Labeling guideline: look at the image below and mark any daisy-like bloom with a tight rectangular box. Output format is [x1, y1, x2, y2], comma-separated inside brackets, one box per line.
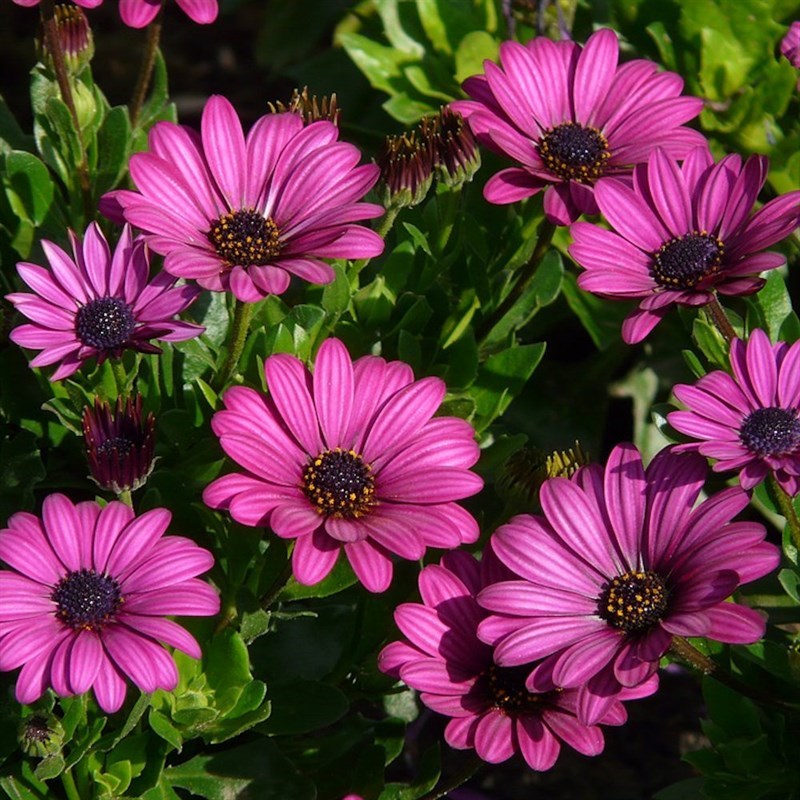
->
[570, 146, 800, 343]
[12, 0, 218, 29]
[379, 549, 656, 770]
[101, 95, 385, 303]
[669, 329, 800, 496]
[781, 22, 800, 69]
[0, 494, 220, 713]
[477, 443, 779, 724]
[450, 28, 705, 225]
[203, 338, 483, 593]
[83, 395, 156, 494]
[7, 223, 203, 381]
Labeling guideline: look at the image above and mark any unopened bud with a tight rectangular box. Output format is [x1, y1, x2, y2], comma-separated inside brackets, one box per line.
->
[37, 5, 94, 76]
[378, 131, 435, 209]
[268, 86, 340, 126]
[19, 714, 64, 758]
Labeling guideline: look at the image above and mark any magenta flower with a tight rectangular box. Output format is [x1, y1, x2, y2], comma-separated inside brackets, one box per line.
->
[477, 444, 779, 724]
[11, 0, 218, 28]
[0, 494, 220, 712]
[101, 96, 385, 303]
[203, 338, 483, 592]
[781, 22, 800, 69]
[379, 550, 656, 770]
[569, 145, 800, 343]
[450, 28, 704, 225]
[669, 328, 800, 495]
[7, 223, 203, 381]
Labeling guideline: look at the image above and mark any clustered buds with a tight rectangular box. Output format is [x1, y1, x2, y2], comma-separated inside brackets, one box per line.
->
[82, 394, 156, 494]
[268, 86, 341, 126]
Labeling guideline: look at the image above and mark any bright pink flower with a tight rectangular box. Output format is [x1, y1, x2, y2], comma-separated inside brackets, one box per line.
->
[102, 96, 385, 303]
[477, 444, 778, 724]
[380, 549, 656, 770]
[570, 145, 800, 343]
[0, 494, 220, 712]
[781, 22, 800, 69]
[669, 329, 800, 495]
[7, 223, 203, 381]
[451, 29, 704, 225]
[203, 338, 483, 593]
[11, 0, 218, 28]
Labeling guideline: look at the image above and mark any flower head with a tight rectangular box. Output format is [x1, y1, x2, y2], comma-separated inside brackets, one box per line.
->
[83, 394, 156, 494]
[203, 338, 483, 592]
[12, 0, 218, 29]
[7, 223, 203, 381]
[101, 96, 384, 303]
[669, 329, 800, 495]
[781, 22, 800, 69]
[36, 4, 94, 75]
[569, 145, 800, 343]
[379, 549, 655, 770]
[477, 444, 779, 724]
[420, 106, 481, 189]
[451, 29, 705, 224]
[268, 86, 341, 126]
[0, 494, 220, 712]
[378, 130, 435, 209]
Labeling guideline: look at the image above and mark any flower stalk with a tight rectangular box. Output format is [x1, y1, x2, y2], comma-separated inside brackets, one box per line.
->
[129, 8, 163, 127]
[706, 295, 737, 344]
[769, 473, 800, 554]
[214, 300, 255, 391]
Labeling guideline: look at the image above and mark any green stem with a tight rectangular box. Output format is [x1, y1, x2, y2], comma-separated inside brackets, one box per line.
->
[39, 0, 93, 223]
[259, 557, 295, 610]
[129, 9, 163, 127]
[61, 770, 81, 800]
[420, 753, 483, 800]
[350, 205, 401, 278]
[117, 488, 133, 509]
[706, 294, 737, 344]
[476, 218, 556, 342]
[214, 300, 255, 391]
[434, 186, 462, 254]
[769, 473, 800, 553]
[111, 358, 128, 396]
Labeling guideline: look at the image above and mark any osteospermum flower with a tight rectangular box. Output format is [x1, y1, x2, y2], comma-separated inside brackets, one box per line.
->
[203, 338, 483, 592]
[12, 0, 218, 28]
[477, 443, 779, 724]
[0, 494, 220, 712]
[669, 329, 800, 495]
[379, 549, 656, 770]
[7, 223, 203, 381]
[101, 95, 385, 303]
[450, 28, 704, 225]
[570, 146, 800, 343]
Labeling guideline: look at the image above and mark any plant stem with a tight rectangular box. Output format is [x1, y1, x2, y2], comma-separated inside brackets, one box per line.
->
[61, 770, 81, 800]
[39, 0, 92, 222]
[706, 295, 737, 344]
[259, 557, 295, 610]
[214, 300, 255, 391]
[420, 753, 483, 800]
[117, 488, 133, 509]
[111, 358, 128, 396]
[476, 218, 556, 342]
[350, 205, 401, 278]
[129, 8, 163, 127]
[769, 473, 800, 553]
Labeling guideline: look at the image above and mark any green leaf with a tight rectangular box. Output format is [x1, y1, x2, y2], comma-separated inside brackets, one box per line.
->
[93, 106, 131, 195]
[33, 756, 65, 782]
[4, 151, 55, 225]
[339, 32, 409, 94]
[260, 681, 348, 735]
[165, 738, 315, 800]
[747, 270, 792, 341]
[382, 687, 418, 723]
[0, 95, 33, 153]
[454, 30, 499, 83]
[562, 272, 629, 351]
[204, 629, 252, 715]
[379, 742, 441, 800]
[321, 263, 352, 316]
[0, 430, 46, 522]
[778, 568, 800, 603]
[149, 710, 183, 752]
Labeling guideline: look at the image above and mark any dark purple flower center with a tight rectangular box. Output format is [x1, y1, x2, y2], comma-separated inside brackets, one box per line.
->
[480, 665, 554, 716]
[302, 448, 376, 518]
[740, 406, 800, 457]
[208, 208, 281, 268]
[75, 297, 135, 350]
[652, 233, 724, 290]
[597, 570, 667, 633]
[538, 122, 610, 183]
[22, 716, 51, 744]
[52, 568, 122, 632]
[95, 436, 134, 458]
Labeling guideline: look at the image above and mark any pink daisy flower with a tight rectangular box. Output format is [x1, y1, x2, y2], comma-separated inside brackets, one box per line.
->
[6, 223, 203, 381]
[669, 328, 800, 495]
[569, 145, 800, 343]
[379, 549, 656, 770]
[450, 28, 705, 225]
[203, 338, 483, 593]
[477, 444, 779, 724]
[101, 96, 385, 303]
[0, 494, 220, 713]
[11, 0, 218, 28]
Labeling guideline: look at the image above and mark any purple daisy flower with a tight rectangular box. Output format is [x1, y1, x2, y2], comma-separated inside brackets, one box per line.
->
[477, 443, 779, 724]
[12, 0, 218, 28]
[0, 494, 220, 713]
[101, 96, 385, 303]
[669, 328, 800, 495]
[379, 549, 656, 770]
[6, 223, 203, 381]
[450, 28, 705, 225]
[569, 145, 800, 343]
[781, 21, 800, 70]
[203, 338, 483, 593]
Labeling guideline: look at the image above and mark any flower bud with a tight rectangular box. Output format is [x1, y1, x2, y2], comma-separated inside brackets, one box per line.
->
[422, 106, 481, 189]
[268, 86, 340, 125]
[37, 5, 95, 76]
[19, 714, 64, 759]
[377, 130, 435, 209]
